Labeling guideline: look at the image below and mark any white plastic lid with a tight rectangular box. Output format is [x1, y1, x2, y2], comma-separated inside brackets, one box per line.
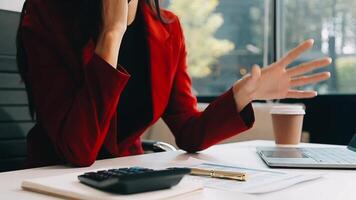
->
[270, 105, 305, 115]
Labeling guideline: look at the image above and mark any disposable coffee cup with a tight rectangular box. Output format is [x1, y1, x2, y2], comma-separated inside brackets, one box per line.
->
[270, 105, 305, 146]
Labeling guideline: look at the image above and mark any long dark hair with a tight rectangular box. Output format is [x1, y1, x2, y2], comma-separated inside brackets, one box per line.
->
[17, 0, 166, 119]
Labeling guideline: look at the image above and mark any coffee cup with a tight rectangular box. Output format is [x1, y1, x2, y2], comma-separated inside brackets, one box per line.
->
[270, 105, 305, 146]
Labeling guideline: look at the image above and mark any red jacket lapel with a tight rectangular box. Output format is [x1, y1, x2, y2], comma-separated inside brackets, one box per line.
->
[142, 3, 173, 121]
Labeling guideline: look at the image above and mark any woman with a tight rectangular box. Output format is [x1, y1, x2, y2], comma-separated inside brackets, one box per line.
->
[17, 0, 331, 168]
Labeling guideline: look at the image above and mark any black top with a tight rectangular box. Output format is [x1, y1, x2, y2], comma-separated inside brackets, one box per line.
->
[117, 8, 152, 142]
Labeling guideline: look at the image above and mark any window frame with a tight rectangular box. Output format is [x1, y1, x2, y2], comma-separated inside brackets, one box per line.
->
[198, 0, 356, 100]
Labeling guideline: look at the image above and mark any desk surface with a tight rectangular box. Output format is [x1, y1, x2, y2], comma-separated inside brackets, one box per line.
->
[1, 140, 355, 200]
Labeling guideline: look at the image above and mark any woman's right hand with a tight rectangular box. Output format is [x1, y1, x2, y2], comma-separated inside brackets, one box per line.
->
[232, 39, 332, 111]
[95, 0, 130, 68]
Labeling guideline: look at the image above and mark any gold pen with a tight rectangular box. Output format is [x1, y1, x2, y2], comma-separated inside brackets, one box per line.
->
[190, 167, 247, 181]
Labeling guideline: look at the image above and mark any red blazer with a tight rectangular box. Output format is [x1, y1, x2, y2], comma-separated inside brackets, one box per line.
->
[21, 0, 255, 168]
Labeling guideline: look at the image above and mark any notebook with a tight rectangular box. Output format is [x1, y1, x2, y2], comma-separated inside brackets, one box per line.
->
[21, 171, 202, 200]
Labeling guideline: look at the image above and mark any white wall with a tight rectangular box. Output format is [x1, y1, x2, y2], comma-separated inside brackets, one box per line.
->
[0, 0, 25, 12]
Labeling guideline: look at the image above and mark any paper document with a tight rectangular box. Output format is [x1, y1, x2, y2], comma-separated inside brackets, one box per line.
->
[172, 158, 322, 194]
[188, 162, 322, 194]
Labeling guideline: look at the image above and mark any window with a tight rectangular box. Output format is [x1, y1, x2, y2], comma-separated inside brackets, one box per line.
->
[166, 0, 274, 96]
[278, 0, 356, 94]
[166, 0, 356, 96]
[165, 0, 356, 145]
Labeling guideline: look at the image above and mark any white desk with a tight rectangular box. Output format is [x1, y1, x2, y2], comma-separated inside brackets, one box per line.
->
[1, 140, 356, 200]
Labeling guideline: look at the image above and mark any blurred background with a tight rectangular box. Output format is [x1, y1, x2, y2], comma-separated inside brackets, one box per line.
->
[1, 0, 356, 172]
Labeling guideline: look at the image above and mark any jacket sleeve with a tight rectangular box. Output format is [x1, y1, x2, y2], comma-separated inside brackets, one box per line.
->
[162, 19, 255, 152]
[21, 3, 130, 166]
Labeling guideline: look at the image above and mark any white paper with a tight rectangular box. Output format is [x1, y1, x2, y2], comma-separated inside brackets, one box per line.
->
[172, 158, 323, 194]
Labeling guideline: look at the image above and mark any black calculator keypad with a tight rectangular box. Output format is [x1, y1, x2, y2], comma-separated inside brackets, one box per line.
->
[78, 167, 191, 194]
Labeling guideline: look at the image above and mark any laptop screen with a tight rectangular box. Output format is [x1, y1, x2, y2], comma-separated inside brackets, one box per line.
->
[347, 133, 356, 152]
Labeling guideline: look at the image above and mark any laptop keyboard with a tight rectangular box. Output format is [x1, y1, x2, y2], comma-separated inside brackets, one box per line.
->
[301, 148, 356, 164]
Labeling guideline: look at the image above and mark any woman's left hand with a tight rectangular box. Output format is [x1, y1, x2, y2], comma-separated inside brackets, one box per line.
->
[232, 39, 331, 111]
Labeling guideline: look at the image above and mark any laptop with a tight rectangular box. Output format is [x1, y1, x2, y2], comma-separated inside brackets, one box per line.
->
[256, 134, 356, 169]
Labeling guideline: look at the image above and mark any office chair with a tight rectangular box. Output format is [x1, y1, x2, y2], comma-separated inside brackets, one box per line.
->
[0, 9, 175, 172]
[0, 9, 31, 172]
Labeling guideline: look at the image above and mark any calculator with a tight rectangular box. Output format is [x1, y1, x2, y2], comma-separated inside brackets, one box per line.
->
[78, 167, 191, 194]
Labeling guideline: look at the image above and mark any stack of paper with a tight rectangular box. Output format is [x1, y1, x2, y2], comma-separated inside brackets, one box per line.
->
[22, 172, 202, 200]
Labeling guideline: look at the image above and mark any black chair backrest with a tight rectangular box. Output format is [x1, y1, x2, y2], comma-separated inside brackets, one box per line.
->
[0, 9, 34, 172]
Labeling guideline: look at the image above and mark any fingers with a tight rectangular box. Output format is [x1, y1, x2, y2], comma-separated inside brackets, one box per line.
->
[287, 57, 332, 77]
[286, 90, 318, 99]
[290, 72, 331, 87]
[251, 64, 261, 82]
[278, 39, 314, 67]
